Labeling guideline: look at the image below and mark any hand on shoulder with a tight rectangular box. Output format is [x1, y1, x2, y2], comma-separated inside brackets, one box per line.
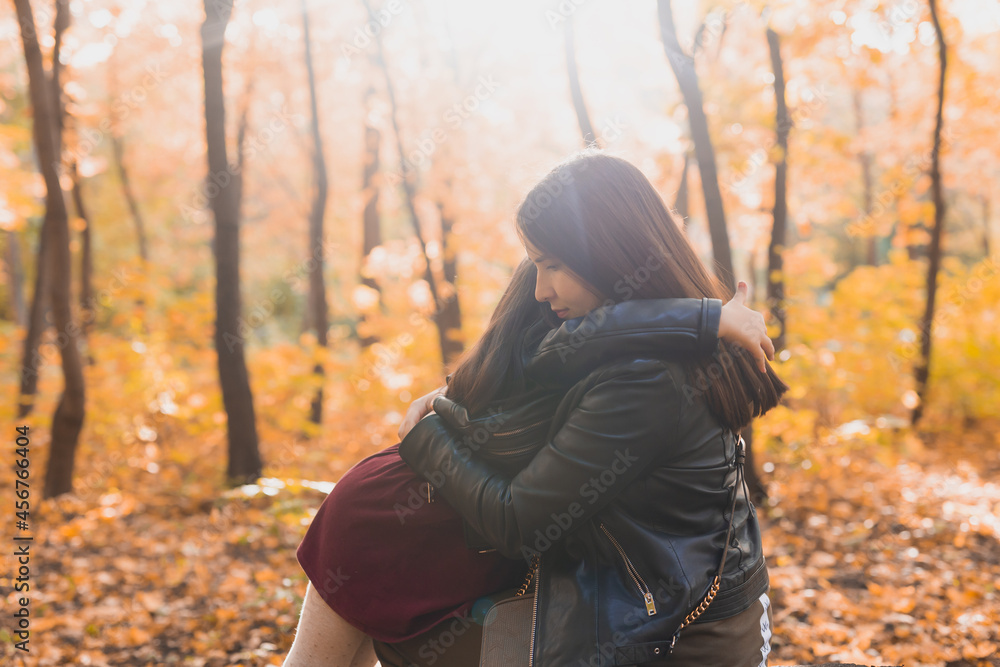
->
[719, 281, 775, 373]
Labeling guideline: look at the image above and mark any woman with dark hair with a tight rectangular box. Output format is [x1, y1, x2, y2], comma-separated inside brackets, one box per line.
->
[397, 152, 788, 665]
[282, 152, 779, 667]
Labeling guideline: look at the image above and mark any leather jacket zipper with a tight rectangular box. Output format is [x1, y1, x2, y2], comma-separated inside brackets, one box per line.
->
[489, 419, 548, 457]
[491, 419, 548, 439]
[529, 559, 540, 667]
[489, 442, 540, 457]
[600, 523, 657, 616]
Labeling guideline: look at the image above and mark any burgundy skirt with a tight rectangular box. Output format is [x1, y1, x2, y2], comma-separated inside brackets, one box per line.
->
[295, 443, 528, 643]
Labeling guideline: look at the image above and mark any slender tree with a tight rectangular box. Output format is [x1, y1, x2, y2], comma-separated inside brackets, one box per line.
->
[108, 52, 149, 263]
[14, 0, 87, 497]
[564, 19, 600, 148]
[426, 11, 468, 367]
[362, 0, 451, 365]
[765, 26, 789, 352]
[880, 71, 921, 261]
[4, 231, 27, 326]
[656, 0, 735, 291]
[201, 0, 262, 481]
[435, 172, 464, 364]
[50, 0, 69, 155]
[658, 2, 773, 500]
[853, 88, 877, 266]
[69, 160, 94, 365]
[673, 153, 690, 230]
[110, 135, 149, 262]
[912, 0, 949, 425]
[359, 85, 383, 349]
[51, 4, 96, 364]
[300, 0, 330, 425]
[672, 11, 724, 238]
[16, 0, 69, 417]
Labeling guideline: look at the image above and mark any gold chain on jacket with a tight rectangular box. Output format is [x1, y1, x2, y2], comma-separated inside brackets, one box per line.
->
[676, 575, 720, 630]
[516, 554, 540, 597]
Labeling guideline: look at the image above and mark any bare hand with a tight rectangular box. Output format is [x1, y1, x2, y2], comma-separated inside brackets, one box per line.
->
[398, 384, 448, 441]
[719, 281, 775, 373]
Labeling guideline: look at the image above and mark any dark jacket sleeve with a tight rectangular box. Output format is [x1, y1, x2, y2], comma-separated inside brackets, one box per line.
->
[524, 298, 721, 387]
[399, 359, 686, 560]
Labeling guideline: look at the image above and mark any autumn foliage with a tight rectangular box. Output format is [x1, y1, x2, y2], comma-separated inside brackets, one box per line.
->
[1, 0, 999, 665]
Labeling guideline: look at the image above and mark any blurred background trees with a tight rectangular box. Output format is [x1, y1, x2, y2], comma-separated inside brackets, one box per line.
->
[2, 1, 999, 663]
[1, 0, 997, 495]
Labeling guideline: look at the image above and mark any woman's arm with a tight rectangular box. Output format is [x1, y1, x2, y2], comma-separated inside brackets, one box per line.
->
[526, 298, 719, 387]
[398, 298, 716, 439]
[398, 284, 771, 439]
[530, 282, 772, 387]
[398, 359, 685, 560]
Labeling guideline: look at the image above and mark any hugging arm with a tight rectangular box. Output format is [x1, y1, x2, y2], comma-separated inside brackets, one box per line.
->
[531, 284, 773, 384]
[401, 289, 772, 437]
[400, 290, 771, 441]
[526, 298, 721, 386]
[398, 360, 684, 560]
[399, 297, 717, 440]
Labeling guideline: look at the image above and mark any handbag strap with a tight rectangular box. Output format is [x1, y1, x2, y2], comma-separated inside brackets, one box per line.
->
[670, 430, 748, 652]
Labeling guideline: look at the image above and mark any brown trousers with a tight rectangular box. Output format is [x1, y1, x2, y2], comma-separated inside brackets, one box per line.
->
[660, 592, 773, 666]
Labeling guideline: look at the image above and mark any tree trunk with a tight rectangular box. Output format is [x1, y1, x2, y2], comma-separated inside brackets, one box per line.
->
[16, 0, 69, 417]
[912, 0, 948, 426]
[765, 27, 789, 353]
[108, 50, 149, 263]
[412, 11, 466, 367]
[55, 2, 94, 366]
[885, 72, 921, 262]
[564, 19, 600, 148]
[673, 153, 690, 230]
[853, 89, 877, 266]
[359, 85, 383, 349]
[14, 0, 86, 498]
[202, 0, 262, 482]
[5, 231, 27, 327]
[436, 183, 463, 365]
[743, 427, 768, 505]
[16, 199, 49, 417]
[362, 0, 448, 364]
[301, 0, 329, 426]
[50, 0, 69, 156]
[70, 161, 95, 365]
[111, 135, 149, 262]
[656, 0, 735, 291]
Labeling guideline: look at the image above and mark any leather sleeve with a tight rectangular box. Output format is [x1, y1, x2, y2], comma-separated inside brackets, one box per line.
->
[525, 298, 721, 387]
[699, 297, 722, 355]
[398, 359, 686, 560]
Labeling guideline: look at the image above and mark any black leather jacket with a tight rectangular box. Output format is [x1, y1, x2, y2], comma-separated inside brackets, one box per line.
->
[399, 298, 768, 667]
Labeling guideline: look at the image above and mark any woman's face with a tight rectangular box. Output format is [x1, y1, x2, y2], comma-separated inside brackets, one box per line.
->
[524, 240, 604, 320]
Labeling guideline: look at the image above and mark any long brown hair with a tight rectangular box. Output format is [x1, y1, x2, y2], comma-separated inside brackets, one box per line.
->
[515, 150, 787, 431]
[444, 258, 553, 416]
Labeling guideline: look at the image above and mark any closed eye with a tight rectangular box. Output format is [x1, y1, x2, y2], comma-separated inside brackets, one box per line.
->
[545, 264, 559, 271]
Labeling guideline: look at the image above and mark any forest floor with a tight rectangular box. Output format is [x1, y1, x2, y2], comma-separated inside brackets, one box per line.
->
[3, 425, 999, 667]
